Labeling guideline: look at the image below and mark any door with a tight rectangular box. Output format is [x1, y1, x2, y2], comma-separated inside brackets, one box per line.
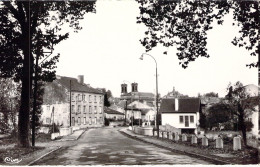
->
[185, 116, 189, 127]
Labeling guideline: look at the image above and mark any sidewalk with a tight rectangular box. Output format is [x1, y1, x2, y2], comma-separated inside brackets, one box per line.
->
[119, 128, 258, 165]
[0, 129, 86, 166]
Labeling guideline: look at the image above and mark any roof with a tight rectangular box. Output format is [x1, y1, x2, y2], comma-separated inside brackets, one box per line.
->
[121, 92, 155, 98]
[117, 100, 127, 108]
[55, 76, 103, 94]
[160, 98, 201, 113]
[104, 107, 124, 115]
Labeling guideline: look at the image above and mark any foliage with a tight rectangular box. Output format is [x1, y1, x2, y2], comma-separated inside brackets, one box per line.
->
[104, 93, 111, 107]
[0, 1, 96, 147]
[104, 117, 110, 126]
[0, 78, 20, 134]
[30, 82, 45, 133]
[136, 0, 259, 68]
[204, 92, 219, 98]
[233, 121, 254, 132]
[206, 103, 232, 130]
[225, 81, 258, 146]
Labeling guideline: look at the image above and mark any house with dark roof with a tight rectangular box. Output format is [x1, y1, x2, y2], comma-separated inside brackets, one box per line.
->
[160, 98, 204, 134]
[104, 107, 124, 120]
[41, 75, 105, 128]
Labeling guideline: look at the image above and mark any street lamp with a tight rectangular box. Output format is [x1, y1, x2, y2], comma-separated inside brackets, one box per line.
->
[140, 53, 159, 138]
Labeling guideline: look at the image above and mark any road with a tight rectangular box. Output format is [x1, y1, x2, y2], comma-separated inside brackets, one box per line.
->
[34, 127, 211, 165]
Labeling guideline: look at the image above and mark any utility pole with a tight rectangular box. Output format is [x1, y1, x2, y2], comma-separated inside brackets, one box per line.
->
[70, 80, 72, 127]
[124, 100, 127, 126]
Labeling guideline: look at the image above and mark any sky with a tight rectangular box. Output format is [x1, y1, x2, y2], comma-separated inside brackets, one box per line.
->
[53, 0, 257, 98]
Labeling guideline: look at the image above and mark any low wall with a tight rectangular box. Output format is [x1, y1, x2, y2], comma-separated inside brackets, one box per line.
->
[51, 133, 60, 140]
[133, 126, 153, 136]
[109, 121, 124, 127]
[60, 127, 72, 136]
[39, 127, 49, 134]
[160, 124, 181, 134]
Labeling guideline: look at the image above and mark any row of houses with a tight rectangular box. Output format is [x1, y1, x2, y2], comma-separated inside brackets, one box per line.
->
[40, 76, 259, 136]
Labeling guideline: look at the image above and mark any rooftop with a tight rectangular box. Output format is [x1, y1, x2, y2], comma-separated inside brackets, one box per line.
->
[55, 75, 103, 94]
[160, 98, 201, 113]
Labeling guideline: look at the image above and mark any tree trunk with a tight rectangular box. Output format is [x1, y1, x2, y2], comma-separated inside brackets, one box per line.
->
[238, 104, 247, 147]
[18, 24, 31, 147]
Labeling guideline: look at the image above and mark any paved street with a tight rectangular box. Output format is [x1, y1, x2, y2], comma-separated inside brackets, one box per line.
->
[34, 127, 211, 165]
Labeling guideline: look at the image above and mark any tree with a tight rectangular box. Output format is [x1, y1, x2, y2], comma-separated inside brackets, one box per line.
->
[0, 78, 20, 134]
[206, 103, 232, 130]
[0, 1, 96, 147]
[136, 0, 259, 68]
[104, 92, 111, 107]
[225, 81, 258, 147]
[204, 92, 219, 98]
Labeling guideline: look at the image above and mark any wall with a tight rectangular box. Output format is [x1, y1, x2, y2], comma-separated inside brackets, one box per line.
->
[161, 113, 198, 129]
[41, 103, 69, 126]
[126, 110, 141, 121]
[105, 113, 124, 120]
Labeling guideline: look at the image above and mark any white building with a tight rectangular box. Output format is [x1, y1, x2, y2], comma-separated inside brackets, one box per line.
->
[41, 75, 105, 128]
[244, 84, 259, 136]
[160, 98, 203, 134]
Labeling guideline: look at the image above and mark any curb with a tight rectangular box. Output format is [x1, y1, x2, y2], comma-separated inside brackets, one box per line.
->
[58, 129, 86, 142]
[119, 129, 231, 165]
[76, 129, 86, 140]
[27, 146, 62, 166]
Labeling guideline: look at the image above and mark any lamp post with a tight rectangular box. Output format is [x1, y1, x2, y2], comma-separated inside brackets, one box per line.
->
[140, 53, 159, 138]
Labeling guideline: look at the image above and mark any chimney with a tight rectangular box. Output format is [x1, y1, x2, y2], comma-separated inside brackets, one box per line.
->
[175, 98, 179, 111]
[77, 75, 84, 84]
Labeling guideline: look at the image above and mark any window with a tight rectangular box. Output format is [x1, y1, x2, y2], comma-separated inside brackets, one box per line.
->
[179, 116, 183, 123]
[190, 116, 194, 123]
[89, 95, 91, 102]
[89, 106, 92, 114]
[84, 117, 86, 124]
[94, 117, 97, 124]
[99, 107, 102, 114]
[72, 93, 75, 101]
[46, 118, 51, 124]
[94, 106, 97, 114]
[100, 117, 103, 123]
[99, 96, 102, 103]
[89, 117, 91, 125]
[94, 96, 96, 102]
[78, 105, 81, 113]
[72, 117, 75, 126]
[83, 106, 86, 113]
[72, 105, 75, 113]
[78, 94, 81, 101]
[78, 117, 81, 124]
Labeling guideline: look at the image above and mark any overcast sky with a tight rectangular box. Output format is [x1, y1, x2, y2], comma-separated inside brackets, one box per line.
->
[53, 0, 257, 98]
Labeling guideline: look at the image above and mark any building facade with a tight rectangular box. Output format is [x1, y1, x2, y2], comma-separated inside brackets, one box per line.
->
[160, 98, 203, 134]
[41, 75, 105, 128]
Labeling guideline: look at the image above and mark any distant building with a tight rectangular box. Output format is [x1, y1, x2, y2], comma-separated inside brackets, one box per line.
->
[163, 87, 189, 99]
[160, 98, 204, 134]
[104, 107, 124, 120]
[120, 82, 155, 107]
[41, 75, 105, 128]
[244, 84, 259, 136]
[127, 101, 156, 122]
